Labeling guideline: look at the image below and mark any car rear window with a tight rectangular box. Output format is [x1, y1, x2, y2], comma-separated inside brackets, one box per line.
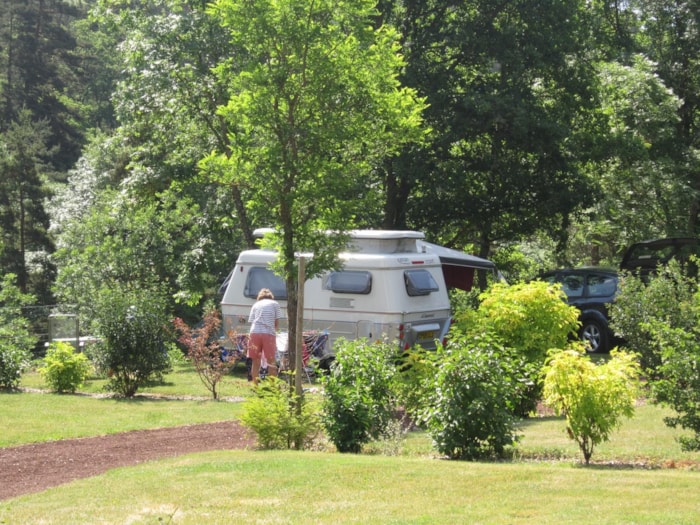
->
[542, 273, 584, 298]
[624, 246, 674, 266]
[561, 275, 584, 298]
[587, 274, 617, 297]
[621, 239, 700, 272]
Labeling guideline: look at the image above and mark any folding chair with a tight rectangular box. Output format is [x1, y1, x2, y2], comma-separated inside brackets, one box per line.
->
[230, 334, 252, 381]
[302, 331, 331, 383]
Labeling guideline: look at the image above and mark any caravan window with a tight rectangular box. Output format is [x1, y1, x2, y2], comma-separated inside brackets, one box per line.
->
[326, 271, 372, 294]
[244, 267, 287, 299]
[404, 269, 439, 296]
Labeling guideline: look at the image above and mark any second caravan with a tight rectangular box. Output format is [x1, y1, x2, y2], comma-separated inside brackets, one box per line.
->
[220, 230, 496, 351]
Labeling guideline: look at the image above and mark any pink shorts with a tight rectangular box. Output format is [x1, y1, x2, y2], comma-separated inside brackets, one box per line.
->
[248, 333, 277, 363]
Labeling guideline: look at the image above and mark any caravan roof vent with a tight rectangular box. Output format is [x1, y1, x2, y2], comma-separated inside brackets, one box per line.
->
[347, 230, 424, 254]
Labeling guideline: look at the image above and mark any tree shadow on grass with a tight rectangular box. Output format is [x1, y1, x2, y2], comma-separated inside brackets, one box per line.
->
[517, 415, 565, 427]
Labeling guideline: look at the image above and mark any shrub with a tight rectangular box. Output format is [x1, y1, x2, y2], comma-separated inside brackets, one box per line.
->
[173, 309, 234, 400]
[417, 332, 524, 460]
[610, 260, 696, 374]
[0, 344, 32, 389]
[362, 418, 407, 456]
[240, 376, 321, 450]
[460, 281, 580, 364]
[646, 299, 700, 451]
[542, 346, 641, 464]
[39, 342, 92, 393]
[165, 342, 188, 366]
[610, 260, 700, 449]
[320, 338, 396, 453]
[455, 281, 580, 415]
[490, 242, 554, 284]
[392, 346, 437, 423]
[0, 274, 37, 389]
[92, 286, 171, 397]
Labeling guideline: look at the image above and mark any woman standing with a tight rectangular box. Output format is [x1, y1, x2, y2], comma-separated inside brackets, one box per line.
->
[248, 288, 283, 384]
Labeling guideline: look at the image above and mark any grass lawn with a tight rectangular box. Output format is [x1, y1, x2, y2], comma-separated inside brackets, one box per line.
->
[1, 362, 252, 447]
[1, 451, 699, 524]
[0, 392, 246, 447]
[2, 365, 700, 524]
[19, 360, 254, 399]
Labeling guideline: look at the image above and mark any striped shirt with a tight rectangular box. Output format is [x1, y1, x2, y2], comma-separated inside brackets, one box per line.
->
[248, 298, 283, 335]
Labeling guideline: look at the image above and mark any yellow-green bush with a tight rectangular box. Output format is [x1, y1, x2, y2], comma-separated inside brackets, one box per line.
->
[457, 281, 580, 364]
[241, 376, 321, 450]
[542, 346, 641, 464]
[39, 341, 92, 393]
[454, 281, 581, 415]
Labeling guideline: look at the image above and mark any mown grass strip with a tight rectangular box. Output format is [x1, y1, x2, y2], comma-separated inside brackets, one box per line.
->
[1, 451, 699, 524]
[0, 393, 245, 447]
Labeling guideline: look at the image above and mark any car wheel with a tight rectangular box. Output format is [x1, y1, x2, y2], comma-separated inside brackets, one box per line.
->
[579, 319, 608, 353]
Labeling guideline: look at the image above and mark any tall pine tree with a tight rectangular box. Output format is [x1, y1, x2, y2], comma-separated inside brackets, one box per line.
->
[0, 110, 55, 302]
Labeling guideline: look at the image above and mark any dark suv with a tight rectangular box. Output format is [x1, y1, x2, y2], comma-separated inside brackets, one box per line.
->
[620, 237, 699, 278]
[540, 268, 619, 353]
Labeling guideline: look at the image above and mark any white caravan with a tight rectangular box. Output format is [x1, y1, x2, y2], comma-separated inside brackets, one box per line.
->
[220, 230, 495, 351]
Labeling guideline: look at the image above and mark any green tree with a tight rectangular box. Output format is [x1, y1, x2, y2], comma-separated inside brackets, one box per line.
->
[47, 131, 125, 241]
[542, 347, 641, 464]
[376, 0, 596, 268]
[574, 56, 688, 260]
[586, 0, 639, 58]
[91, 0, 256, 240]
[53, 186, 222, 327]
[632, 0, 700, 234]
[203, 0, 427, 381]
[59, 0, 254, 316]
[0, 273, 37, 389]
[0, 0, 91, 170]
[0, 110, 56, 302]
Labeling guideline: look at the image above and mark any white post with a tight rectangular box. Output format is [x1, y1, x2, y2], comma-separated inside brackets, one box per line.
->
[295, 256, 305, 397]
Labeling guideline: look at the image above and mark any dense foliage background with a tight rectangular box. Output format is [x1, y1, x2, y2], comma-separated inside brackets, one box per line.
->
[1, 0, 699, 325]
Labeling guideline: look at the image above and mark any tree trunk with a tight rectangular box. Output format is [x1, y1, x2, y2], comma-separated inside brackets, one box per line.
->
[381, 158, 410, 230]
[477, 230, 491, 290]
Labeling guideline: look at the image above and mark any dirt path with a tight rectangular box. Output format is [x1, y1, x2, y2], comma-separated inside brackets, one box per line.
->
[0, 421, 256, 500]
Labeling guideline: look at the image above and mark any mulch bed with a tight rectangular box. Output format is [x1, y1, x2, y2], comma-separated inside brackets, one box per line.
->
[0, 421, 256, 501]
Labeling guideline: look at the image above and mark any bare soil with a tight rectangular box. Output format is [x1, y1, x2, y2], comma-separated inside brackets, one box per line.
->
[0, 420, 256, 501]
